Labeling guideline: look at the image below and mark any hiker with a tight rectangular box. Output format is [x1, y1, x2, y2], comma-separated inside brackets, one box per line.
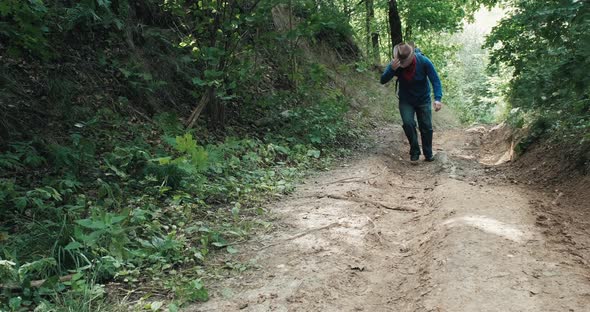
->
[380, 42, 443, 162]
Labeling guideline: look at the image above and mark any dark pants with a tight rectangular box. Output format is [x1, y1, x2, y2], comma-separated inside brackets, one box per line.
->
[399, 100, 433, 158]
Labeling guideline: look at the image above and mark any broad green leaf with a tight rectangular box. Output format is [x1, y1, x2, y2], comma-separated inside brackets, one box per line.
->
[64, 241, 82, 250]
[307, 149, 321, 158]
[76, 219, 106, 230]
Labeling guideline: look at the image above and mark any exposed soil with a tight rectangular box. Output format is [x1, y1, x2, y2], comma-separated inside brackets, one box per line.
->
[188, 118, 590, 311]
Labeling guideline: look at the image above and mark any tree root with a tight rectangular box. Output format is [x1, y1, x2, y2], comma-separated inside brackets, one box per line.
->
[257, 222, 343, 251]
[325, 167, 387, 185]
[319, 194, 418, 212]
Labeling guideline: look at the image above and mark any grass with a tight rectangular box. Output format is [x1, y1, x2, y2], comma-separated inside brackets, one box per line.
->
[0, 58, 392, 311]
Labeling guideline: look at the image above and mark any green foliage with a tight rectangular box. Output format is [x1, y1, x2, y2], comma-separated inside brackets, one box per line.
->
[175, 279, 209, 303]
[0, 0, 49, 58]
[1, 99, 360, 310]
[74, 210, 130, 257]
[172, 133, 209, 172]
[0, 0, 131, 60]
[402, 0, 472, 34]
[283, 96, 358, 146]
[18, 257, 57, 281]
[118, 63, 167, 96]
[48, 134, 96, 177]
[400, 0, 499, 36]
[0, 141, 45, 171]
[293, 0, 354, 44]
[485, 0, 590, 129]
[61, 0, 126, 32]
[155, 113, 185, 137]
[514, 115, 552, 155]
[0, 260, 17, 284]
[442, 27, 509, 124]
[0, 0, 373, 310]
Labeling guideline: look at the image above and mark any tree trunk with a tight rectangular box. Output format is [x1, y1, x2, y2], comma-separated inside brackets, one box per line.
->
[386, 22, 393, 58]
[290, 0, 296, 87]
[372, 32, 380, 64]
[207, 90, 225, 127]
[365, 0, 372, 58]
[405, 25, 412, 42]
[186, 88, 214, 129]
[388, 0, 403, 48]
[204, 0, 227, 129]
[367, 0, 379, 64]
[366, 0, 380, 65]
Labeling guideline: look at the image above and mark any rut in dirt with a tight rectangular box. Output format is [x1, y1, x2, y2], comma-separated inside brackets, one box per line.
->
[189, 125, 590, 312]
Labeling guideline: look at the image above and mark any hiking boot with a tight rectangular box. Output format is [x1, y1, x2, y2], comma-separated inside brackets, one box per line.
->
[410, 154, 420, 161]
[424, 155, 435, 162]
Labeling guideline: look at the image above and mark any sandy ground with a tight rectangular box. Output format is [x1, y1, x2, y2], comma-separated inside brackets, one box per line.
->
[187, 122, 590, 312]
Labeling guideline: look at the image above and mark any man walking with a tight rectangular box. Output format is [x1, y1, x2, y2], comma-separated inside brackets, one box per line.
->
[380, 42, 444, 162]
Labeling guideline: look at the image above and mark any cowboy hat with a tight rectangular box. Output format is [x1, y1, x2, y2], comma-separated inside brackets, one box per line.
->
[394, 43, 415, 68]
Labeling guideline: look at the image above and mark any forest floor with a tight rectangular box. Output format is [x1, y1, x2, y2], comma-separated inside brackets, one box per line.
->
[187, 113, 590, 312]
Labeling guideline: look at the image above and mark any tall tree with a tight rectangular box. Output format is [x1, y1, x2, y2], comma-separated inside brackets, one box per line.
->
[388, 0, 403, 49]
[365, 0, 372, 58]
[185, 0, 262, 129]
[485, 0, 589, 114]
[386, 0, 498, 52]
[365, 0, 380, 64]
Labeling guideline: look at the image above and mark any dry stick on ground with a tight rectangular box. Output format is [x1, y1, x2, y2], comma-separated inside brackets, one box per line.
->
[130, 107, 155, 124]
[388, 183, 429, 190]
[325, 166, 388, 185]
[0, 274, 73, 290]
[257, 222, 342, 251]
[319, 194, 418, 212]
[186, 90, 212, 129]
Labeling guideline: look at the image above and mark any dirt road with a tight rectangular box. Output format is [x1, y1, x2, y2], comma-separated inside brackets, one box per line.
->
[190, 124, 590, 312]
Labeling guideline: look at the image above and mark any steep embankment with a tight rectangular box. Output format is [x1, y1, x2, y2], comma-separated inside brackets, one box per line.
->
[1, 4, 399, 311]
[188, 114, 590, 311]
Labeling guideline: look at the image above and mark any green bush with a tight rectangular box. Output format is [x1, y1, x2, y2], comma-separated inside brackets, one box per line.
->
[486, 0, 590, 130]
[0, 0, 49, 58]
[0, 100, 358, 309]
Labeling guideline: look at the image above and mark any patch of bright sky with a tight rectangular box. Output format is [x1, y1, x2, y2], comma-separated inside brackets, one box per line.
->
[464, 7, 506, 35]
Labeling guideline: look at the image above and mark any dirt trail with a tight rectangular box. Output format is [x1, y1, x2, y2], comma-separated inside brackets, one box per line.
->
[189, 124, 590, 312]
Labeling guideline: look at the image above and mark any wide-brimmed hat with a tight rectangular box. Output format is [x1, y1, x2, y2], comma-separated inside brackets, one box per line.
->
[394, 43, 415, 68]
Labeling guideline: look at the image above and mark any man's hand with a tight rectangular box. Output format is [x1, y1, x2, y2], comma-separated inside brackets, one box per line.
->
[434, 101, 443, 112]
[391, 59, 401, 70]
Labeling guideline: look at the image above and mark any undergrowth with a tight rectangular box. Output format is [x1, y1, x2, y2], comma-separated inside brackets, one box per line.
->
[0, 1, 384, 310]
[0, 76, 369, 311]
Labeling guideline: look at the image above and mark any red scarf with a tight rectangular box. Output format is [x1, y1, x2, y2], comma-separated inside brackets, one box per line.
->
[401, 56, 417, 81]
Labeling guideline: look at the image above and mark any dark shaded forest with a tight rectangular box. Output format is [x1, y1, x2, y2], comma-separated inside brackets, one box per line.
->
[0, 0, 588, 310]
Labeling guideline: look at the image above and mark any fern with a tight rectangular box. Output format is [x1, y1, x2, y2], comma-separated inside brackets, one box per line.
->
[155, 113, 185, 136]
[175, 133, 198, 153]
[143, 163, 187, 189]
[174, 133, 209, 172]
[0, 153, 22, 170]
[10, 142, 46, 168]
[0, 179, 17, 203]
[0, 142, 47, 171]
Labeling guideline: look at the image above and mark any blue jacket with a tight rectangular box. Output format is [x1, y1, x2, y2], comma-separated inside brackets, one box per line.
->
[380, 51, 443, 104]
